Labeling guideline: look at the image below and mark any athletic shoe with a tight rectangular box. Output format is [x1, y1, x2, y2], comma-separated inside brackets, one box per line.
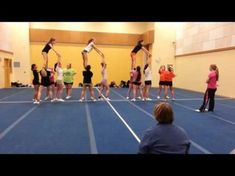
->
[157, 96, 160, 99]
[205, 108, 208, 112]
[142, 98, 145, 101]
[138, 96, 141, 99]
[172, 98, 176, 101]
[79, 98, 84, 102]
[146, 98, 152, 101]
[51, 98, 57, 102]
[65, 96, 71, 99]
[131, 98, 136, 102]
[106, 97, 111, 101]
[57, 99, 65, 102]
[44, 96, 49, 100]
[126, 96, 129, 99]
[166, 96, 170, 99]
[34, 101, 40, 104]
[195, 109, 203, 112]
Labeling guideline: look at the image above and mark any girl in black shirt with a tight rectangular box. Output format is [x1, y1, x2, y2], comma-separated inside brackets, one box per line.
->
[31, 64, 40, 104]
[131, 40, 152, 69]
[41, 38, 60, 76]
[79, 65, 96, 102]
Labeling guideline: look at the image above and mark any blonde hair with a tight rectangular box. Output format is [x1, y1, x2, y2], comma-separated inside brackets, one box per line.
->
[153, 102, 174, 124]
[210, 64, 219, 81]
[159, 65, 165, 74]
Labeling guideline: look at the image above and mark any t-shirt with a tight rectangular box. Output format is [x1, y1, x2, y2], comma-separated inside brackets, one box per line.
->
[159, 70, 166, 81]
[83, 70, 93, 84]
[132, 43, 143, 53]
[63, 68, 76, 83]
[165, 71, 175, 82]
[207, 71, 217, 89]
[139, 124, 190, 154]
[32, 70, 39, 84]
[101, 67, 107, 80]
[144, 67, 152, 81]
[56, 66, 63, 81]
[84, 42, 94, 53]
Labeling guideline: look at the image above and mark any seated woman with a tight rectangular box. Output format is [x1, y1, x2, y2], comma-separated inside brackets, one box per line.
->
[138, 102, 191, 154]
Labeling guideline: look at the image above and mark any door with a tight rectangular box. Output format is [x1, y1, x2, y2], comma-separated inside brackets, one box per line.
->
[4, 58, 12, 88]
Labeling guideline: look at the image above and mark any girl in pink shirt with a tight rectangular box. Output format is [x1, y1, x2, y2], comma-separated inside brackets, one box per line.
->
[196, 64, 219, 112]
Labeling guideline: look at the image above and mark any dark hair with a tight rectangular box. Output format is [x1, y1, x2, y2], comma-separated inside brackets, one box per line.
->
[143, 64, 148, 74]
[210, 64, 219, 81]
[54, 63, 58, 72]
[48, 38, 56, 44]
[31, 64, 36, 71]
[136, 66, 141, 82]
[86, 65, 91, 71]
[137, 40, 144, 45]
[154, 102, 174, 124]
[87, 38, 94, 45]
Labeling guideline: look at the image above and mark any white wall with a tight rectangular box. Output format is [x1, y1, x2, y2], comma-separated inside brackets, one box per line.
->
[0, 22, 30, 86]
[30, 22, 150, 34]
[9, 22, 31, 84]
[151, 22, 177, 87]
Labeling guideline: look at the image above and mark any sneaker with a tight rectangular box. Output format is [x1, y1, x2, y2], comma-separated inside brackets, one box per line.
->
[205, 108, 208, 112]
[195, 109, 202, 112]
[172, 98, 176, 101]
[57, 99, 65, 102]
[157, 96, 160, 99]
[92, 98, 97, 102]
[33, 101, 37, 104]
[138, 96, 141, 100]
[106, 97, 111, 101]
[142, 98, 145, 101]
[131, 98, 136, 102]
[79, 98, 84, 102]
[34, 101, 40, 104]
[166, 96, 170, 99]
[51, 98, 57, 102]
[126, 96, 129, 99]
[44, 96, 49, 101]
[65, 96, 71, 99]
[146, 98, 152, 101]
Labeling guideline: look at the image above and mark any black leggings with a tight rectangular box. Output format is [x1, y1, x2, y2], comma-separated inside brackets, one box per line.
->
[199, 88, 217, 112]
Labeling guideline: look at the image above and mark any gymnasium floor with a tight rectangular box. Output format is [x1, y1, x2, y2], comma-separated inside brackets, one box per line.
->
[0, 87, 234, 154]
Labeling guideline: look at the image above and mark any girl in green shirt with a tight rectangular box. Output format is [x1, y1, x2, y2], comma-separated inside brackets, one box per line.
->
[63, 63, 76, 99]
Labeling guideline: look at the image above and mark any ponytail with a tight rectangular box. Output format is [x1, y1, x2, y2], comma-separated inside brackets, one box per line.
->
[210, 64, 219, 81]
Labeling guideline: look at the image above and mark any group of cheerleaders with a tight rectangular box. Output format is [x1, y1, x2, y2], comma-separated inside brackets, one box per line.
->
[31, 37, 177, 104]
[31, 37, 219, 113]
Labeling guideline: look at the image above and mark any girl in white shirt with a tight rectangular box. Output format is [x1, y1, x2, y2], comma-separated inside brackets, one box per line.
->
[53, 56, 64, 102]
[143, 63, 152, 101]
[98, 62, 110, 100]
[81, 38, 105, 69]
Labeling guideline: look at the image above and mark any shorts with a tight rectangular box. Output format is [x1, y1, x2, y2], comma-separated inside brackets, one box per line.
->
[165, 81, 173, 87]
[133, 82, 141, 86]
[64, 82, 73, 86]
[159, 81, 166, 86]
[83, 83, 93, 87]
[101, 79, 108, 85]
[145, 80, 152, 85]
[33, 80, 40, 85]
[56, 80, 63, 85]
[82, 50, 88, 55]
